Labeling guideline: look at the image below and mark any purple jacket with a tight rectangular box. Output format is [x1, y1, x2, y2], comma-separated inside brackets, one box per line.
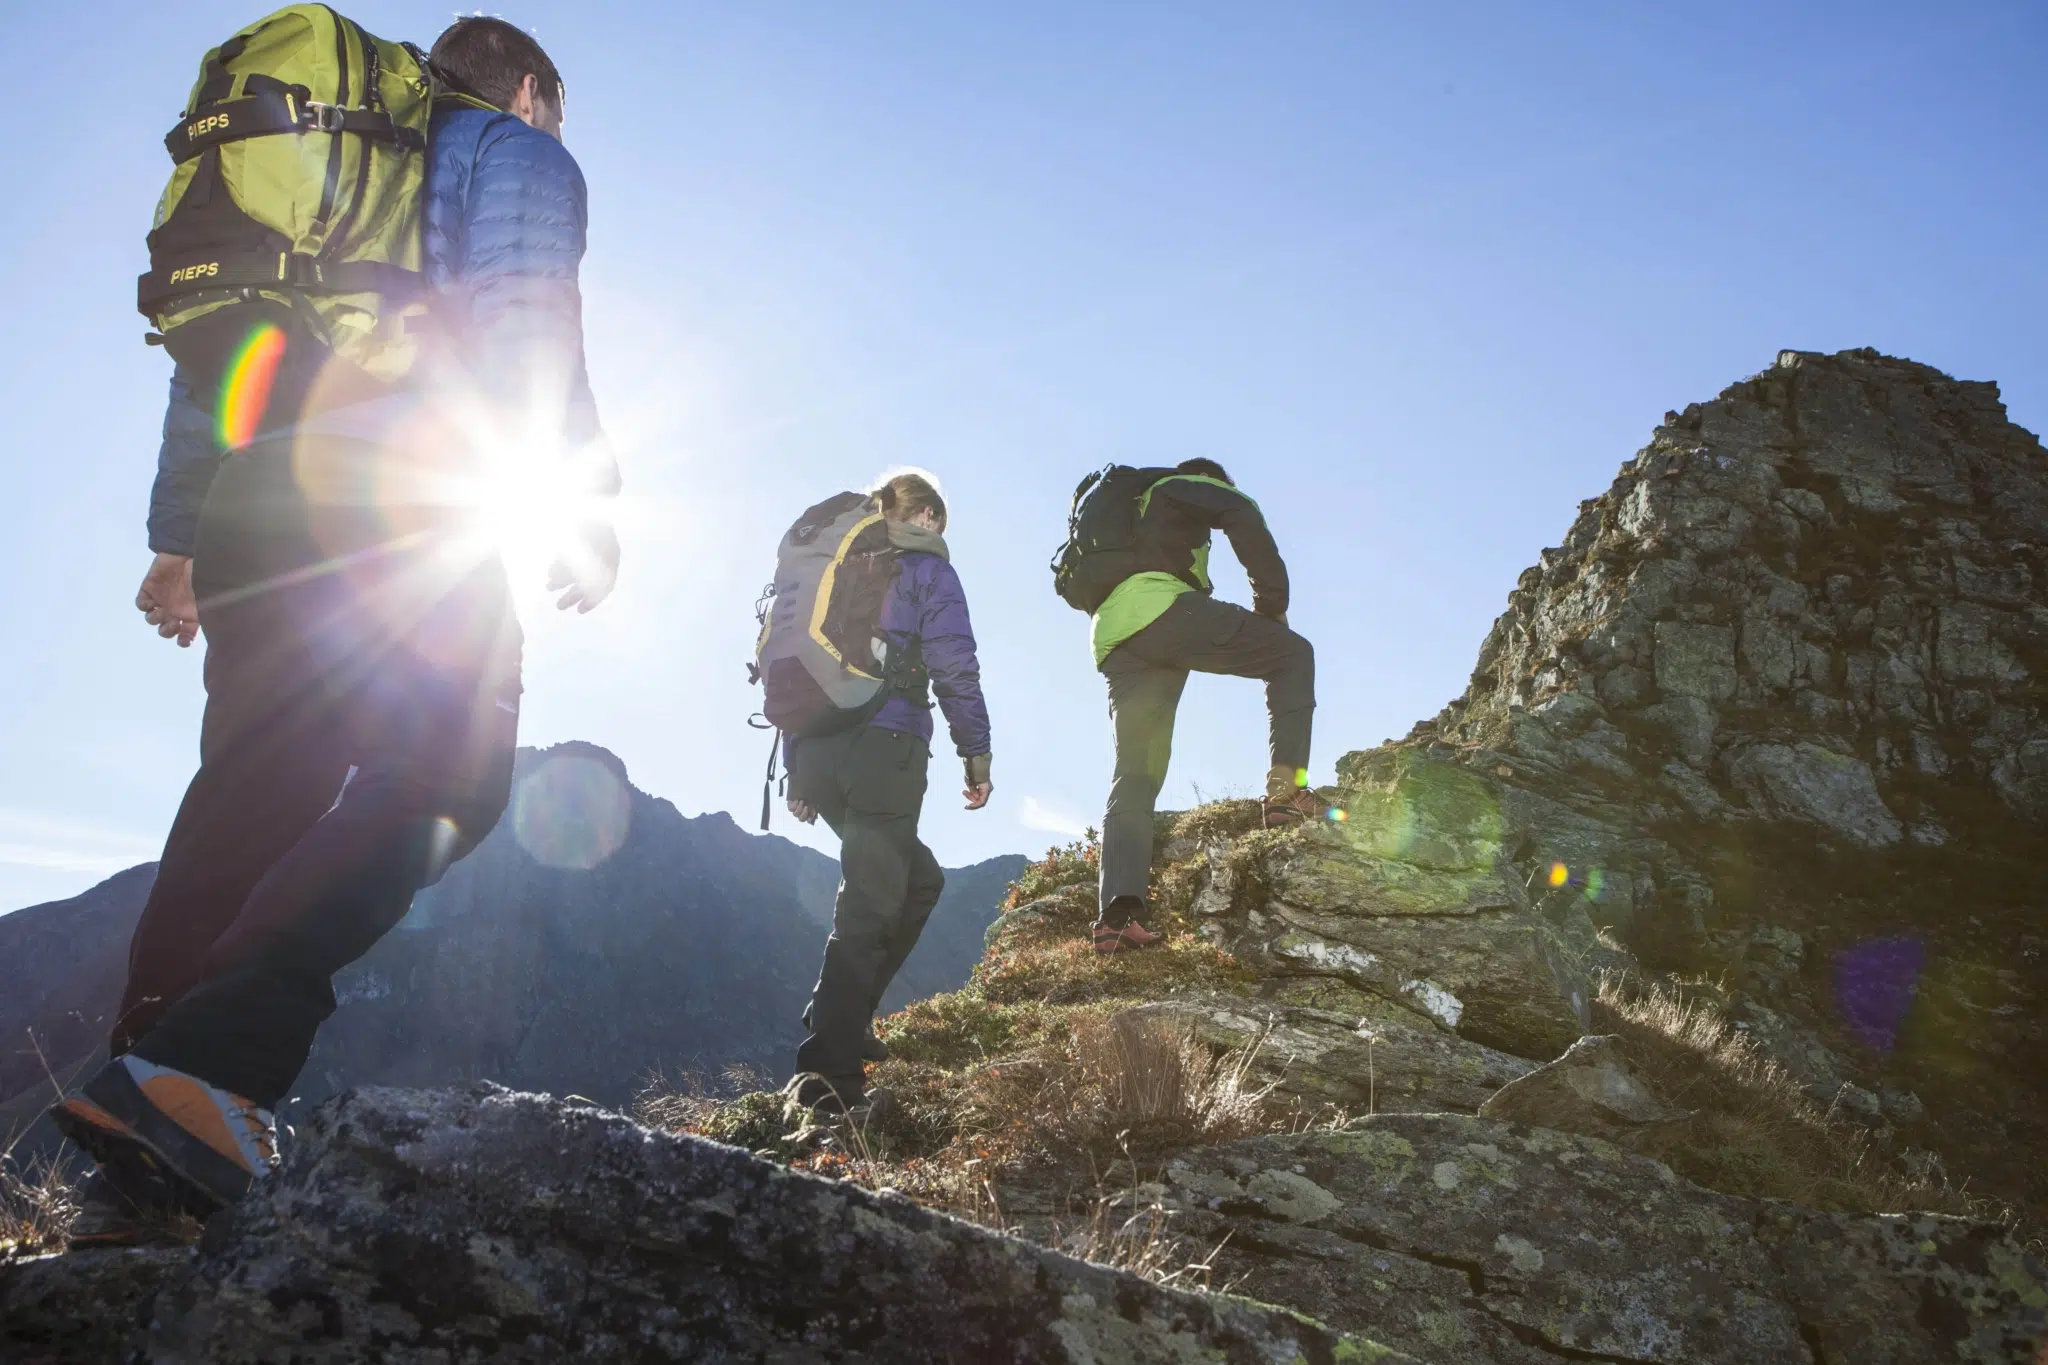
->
[874, 552, 990, 757]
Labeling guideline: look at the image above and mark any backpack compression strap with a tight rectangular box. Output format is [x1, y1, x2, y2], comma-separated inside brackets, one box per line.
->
[137, 252, 424, 317]
[164, 88, 424, 164]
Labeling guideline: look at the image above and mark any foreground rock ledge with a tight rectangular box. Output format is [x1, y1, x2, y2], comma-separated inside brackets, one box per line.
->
[0, 1084, 1404, 1364]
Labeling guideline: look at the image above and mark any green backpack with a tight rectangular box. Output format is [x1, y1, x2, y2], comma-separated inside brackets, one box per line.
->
[140, 5, 438, 427]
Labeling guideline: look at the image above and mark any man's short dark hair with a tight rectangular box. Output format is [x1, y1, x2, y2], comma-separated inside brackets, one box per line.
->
[431, 18, 564, 114]
[1176, 458, 1234, 485]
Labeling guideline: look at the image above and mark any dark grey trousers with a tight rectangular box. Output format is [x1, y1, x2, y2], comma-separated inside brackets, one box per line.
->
[790, 726, 946, 1100]
[1099, 594, 1314, 918]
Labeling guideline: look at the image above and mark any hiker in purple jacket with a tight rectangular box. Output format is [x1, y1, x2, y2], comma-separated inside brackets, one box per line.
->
[785, 472, 992, 1113]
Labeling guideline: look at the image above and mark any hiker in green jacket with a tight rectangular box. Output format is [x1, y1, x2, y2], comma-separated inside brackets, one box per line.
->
[1089, 459, 1319, 953]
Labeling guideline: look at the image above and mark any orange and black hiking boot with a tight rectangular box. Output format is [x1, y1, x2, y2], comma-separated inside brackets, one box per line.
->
[49, 1055, 277, 1217]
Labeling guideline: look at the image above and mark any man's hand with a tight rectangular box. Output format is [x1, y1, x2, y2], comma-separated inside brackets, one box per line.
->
[787, 796, 817, 825]
[963, 753, 993, 811]
[136, 553, 199, 648]
[548, 520, 620, 614]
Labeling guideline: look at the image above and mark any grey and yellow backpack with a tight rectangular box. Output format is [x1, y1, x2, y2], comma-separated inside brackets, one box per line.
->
[140, 5, 438, 439]
[752, 492, 925, 738]
[748, 491, 932, 827]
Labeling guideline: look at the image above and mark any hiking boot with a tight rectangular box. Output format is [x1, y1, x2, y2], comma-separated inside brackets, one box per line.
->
[786, 1071, 863, 1119]
[860, 1031, 891, 1063]
[1262, 786, 1325, 827]
[844, 1085, 897, 1130]
[1092, 919, 1163, 955]
[49, 1055, 277, 1216]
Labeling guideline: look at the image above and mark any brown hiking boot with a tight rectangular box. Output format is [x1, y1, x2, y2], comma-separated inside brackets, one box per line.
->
[1092, 919, 1162, 955]
[1263, 786, 1325, 827]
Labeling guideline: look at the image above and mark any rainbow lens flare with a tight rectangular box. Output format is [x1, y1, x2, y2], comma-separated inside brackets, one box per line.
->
[1325, 807, 1349, 823]
[1548, 861, 1570, 888]
[218, 323, 288, 450]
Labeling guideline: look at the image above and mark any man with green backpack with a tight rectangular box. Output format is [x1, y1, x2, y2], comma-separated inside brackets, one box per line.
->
[51, 12, 618, 1240]
[1051, 459, 1320, 954]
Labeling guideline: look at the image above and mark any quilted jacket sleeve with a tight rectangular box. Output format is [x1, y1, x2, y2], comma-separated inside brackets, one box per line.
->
[443, 114, 615, 493]
[916, 558, 992, 758]
[146, 369, 220, 555]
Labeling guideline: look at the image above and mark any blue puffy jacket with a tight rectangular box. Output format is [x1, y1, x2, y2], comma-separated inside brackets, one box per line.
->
[147, 105, 610, 555]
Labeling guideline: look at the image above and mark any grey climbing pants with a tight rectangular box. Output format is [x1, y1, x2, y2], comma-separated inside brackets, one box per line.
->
[1098, 594, 1314, 920]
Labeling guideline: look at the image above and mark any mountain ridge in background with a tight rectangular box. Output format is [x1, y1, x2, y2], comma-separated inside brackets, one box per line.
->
[0, 741, 1025, 1135]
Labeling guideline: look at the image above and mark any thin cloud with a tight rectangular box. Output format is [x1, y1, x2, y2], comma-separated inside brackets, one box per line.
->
[1019, 795, 1088, 839]
[0, 809, 158, 875]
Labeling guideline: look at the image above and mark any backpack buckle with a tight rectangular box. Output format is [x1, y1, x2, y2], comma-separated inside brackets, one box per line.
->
[301, 102, 347, 133]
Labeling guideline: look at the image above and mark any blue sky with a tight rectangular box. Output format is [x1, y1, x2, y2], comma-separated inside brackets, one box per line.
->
[0, 2, 2041, 912]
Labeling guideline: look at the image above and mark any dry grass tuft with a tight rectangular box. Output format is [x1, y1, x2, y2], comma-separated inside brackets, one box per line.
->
[962, 1011, 1278, 1164]
[633, 1062, 778, 1136]
[0, 1142, 80, 1259]
[1593, 976, 1991, 1219]
[1052, 1185, 1233, 1292]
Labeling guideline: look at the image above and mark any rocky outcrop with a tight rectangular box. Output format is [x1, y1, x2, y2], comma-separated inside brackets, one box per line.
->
[1155, 1115, 2046, 1364]
[1477, 1034, 1688, 1138]
[1128, 994, 1536, 1114]
[1189, 762, 1603, 1064]
[0, 1085, 1401, 1364]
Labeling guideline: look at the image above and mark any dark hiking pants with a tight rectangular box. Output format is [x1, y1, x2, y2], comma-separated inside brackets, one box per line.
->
[790, 726, 946, 1101]
[113, 435, 521, 1109]
[1098, 594, 1314, 922]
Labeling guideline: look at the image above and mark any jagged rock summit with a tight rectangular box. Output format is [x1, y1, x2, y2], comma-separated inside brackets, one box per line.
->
[1177, 347, 2045, 1215]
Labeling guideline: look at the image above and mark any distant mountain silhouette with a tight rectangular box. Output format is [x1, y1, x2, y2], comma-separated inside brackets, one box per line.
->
[0, 741, 1025, 1136]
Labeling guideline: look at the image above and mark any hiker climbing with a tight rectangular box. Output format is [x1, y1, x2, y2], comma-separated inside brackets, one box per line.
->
[1051, 458, 1318, 955]
[754, 471, 993, 1118]
[54, 12, 618, 1242]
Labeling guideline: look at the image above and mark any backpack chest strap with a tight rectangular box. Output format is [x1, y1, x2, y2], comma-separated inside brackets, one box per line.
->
[165, 89, 424, 164]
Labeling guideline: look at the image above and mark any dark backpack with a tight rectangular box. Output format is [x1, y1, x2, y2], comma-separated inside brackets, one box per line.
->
[751, 492, 925, 738]
[1049, 464, 1175, 613]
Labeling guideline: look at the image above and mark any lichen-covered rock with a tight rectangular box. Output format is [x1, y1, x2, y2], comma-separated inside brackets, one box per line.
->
[1725, 741, 1904, 847]
[1154, 1115, 2046, 1365]
[1753, 1204, 2048, 1365]
[1477, 1034, 1687, 1137]
[0, 1244, 189, 1364]
[1, 1084, 1409, 1364]
[1124, 993, 1534, 1113]
[1194, 767, 1595, 1061]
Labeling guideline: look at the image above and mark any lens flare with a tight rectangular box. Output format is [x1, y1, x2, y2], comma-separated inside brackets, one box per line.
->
[1582, 866, 1605, 901]
[1325, 807, 1349, 823]
[218, 323, 288, 450]
[512, 753, 632, 870]
[1548, 861, 1570, 888]
[1834, 936, 1925, 1052]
